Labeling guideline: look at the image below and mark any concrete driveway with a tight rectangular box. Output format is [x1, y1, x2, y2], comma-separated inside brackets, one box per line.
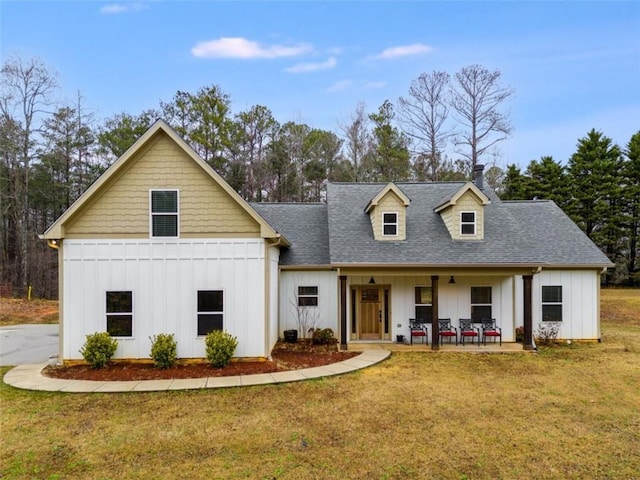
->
[0, 324, 59, 366]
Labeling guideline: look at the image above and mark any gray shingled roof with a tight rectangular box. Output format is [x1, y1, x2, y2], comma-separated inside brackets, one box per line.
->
[252, 182, 612, 267]
[251, 203, 330, 265]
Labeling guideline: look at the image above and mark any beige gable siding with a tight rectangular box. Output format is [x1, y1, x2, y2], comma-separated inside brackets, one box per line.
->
[369, 191, 407, 241]
[65, 132, 260, 237]
[440, 190, 485, 240]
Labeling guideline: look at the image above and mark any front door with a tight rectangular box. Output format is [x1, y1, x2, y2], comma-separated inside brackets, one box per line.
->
[360, 287, 381, 339]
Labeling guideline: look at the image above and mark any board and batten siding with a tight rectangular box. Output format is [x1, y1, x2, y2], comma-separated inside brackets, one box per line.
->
[62, 239, 268, 360]
[530, 270, 600, 341]
[64, 132, 260, 237]
[345, 275, 515, 342]
[278, 271, 338, 336]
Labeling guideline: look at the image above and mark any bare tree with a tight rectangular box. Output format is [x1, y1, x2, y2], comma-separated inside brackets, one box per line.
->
[339, 102, 374, 182]
[450, 64, 513, 169]
[0, 56, 58, 290]
[398, 71, 452, 180]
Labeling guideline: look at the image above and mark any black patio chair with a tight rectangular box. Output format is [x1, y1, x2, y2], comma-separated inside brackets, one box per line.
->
[409, 318, 428, 345]
[438, 318, 458, 345]
[459, 318, 479, 346]
[481, 318, 502, 346]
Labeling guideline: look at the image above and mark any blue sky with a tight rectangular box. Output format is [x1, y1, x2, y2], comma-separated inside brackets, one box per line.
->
[2, 1, 639, 168]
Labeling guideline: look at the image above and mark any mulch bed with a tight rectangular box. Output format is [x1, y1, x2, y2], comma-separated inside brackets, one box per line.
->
[43, 340, 359, 381]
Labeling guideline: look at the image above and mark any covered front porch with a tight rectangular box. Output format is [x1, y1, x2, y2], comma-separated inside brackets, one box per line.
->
[337, 268, 536, 351]
[347, 341, 529, 353]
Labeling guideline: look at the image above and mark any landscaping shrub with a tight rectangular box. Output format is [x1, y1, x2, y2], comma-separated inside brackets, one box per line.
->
[536, 322, 561, 346]
[149, 333, 177, 369]
[311, 328, 337, 345]
[205, 331, 238, 367]
[79, 332, 118, 369]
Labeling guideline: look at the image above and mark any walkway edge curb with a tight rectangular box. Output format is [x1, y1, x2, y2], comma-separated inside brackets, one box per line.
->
[2, 350, 391, 393]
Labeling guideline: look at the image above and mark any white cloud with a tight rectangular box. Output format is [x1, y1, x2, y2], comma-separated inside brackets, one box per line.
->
[191, 37, 312, 59]
[371, 43, 433, 60]
[364, 81, 387, 90]
[285, 57, 337, 74]
[326, 80, 353, 93]
[100, 3, 147, 14]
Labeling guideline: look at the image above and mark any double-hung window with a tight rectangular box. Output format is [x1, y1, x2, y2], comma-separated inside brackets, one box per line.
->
[197, 290, 224, 336]
[106, 291, 133, 337]
[382, 212, 398, 236]
[414, 286, 433, 322]
[542, 286, 563, 322]
[460, 211, 476, 235]
[150, 189, 179, 237]
[470, 286, 492, 322]
[298, 286, 318, 307]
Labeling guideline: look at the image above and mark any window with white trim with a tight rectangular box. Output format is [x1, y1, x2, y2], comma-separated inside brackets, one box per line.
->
[150, 189, 179, 237]
[542, 286, 563, 322]
[382, 212, 398, 236]
[415, 286, 432, 322]
[470, 286, 492, 322]
[460, 211, 476, 235]
[197, 290, 224, 336]
[298, 286, 318, 307]
[106, 291, 133, 337]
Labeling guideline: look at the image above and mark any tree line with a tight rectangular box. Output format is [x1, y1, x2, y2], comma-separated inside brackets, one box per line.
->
[500, 130, 640, 286]
[1, 55, 637, 298]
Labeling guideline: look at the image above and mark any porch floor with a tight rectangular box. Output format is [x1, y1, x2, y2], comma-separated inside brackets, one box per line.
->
[346, 341, 530, 353]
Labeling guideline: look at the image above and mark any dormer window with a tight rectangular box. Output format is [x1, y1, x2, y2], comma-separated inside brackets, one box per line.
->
[382, 213, 398, 236]
[150, 189, 179, 237]
[460, 211, 476, 236]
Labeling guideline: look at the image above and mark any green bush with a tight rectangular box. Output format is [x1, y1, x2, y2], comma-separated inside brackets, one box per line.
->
[311, 328, 337, 345]
[79, 332, 118, 369]
[205, 331, 238, 367]
[149, 333, 177, 369]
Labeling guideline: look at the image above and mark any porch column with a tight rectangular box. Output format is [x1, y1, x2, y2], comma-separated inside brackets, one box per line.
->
[431, 275, 439, 351]
[339, 275, 347, 350]
[523, 275, 534, 350]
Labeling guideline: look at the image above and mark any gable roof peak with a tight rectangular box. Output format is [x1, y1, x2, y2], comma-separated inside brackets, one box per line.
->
[364, 182, 411, 213]
[433, 181, 490, 213]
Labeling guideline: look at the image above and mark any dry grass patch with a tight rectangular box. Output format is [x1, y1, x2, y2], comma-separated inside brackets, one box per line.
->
[0, 298, 58, 326]
[1, 289, 639, 479]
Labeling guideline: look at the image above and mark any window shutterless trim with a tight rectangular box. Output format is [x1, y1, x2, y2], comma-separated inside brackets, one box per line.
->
[298, 285, 319, 307]
[470, 285, 492, 322]
[382, 212, 399, 236]
[460, 211, 476, 236]
[541, 285, 563, 322]
[106, 290, 133, 337]
[149, 189, 179, 238]
[197, 289, 224, 336]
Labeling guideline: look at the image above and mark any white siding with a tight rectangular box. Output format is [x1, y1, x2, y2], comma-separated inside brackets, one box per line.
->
[267, 246, 280, 352]
[62, 239, 267, 360]
[532, 270, 600, 340]
[279, 271, 338, 336]
[346, 275, 515, 342]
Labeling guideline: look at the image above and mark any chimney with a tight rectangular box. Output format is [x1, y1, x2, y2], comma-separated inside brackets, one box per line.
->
[473, 164, 485, 190]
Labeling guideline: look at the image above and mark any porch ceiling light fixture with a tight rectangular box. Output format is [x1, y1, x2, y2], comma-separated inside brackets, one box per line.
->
[369, 277, 376, 284]
[448, 275, 456, 284]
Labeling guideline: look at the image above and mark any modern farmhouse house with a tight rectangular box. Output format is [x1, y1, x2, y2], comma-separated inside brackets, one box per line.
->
[42, 120, 612, 362]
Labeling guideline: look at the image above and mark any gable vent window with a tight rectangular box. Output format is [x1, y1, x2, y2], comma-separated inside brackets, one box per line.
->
[460, 211, 476, 235]
[150, 190, 179, 237]
[382, 212, 398, 236]
[542, 286, 563, 322]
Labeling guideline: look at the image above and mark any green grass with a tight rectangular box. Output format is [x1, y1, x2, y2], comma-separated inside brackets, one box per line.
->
[1, 289, 639, 479]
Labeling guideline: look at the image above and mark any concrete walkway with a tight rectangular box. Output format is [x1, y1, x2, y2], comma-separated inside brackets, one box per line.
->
[3, 349, 391, 393]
